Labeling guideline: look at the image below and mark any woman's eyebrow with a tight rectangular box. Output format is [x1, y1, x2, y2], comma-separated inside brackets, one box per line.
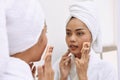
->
[75, 28, 84, 31]
[66, 29, 71, 31]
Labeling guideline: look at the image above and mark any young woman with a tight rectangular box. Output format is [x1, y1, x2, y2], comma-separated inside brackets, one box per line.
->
[0, 0, 54, 80]
[54, 0, 116, 80]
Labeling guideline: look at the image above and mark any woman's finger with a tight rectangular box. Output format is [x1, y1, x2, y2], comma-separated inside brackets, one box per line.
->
[62, 49, 70, 57]
[38, 66, 44, 80]
[61, 56, 71, 61]
[81, 42, 90, 60]
[83, 42, 90, 49]
[45, 54, 52, 69]
[75, 58, 84, 65]
[44, 46, 53, 60]
[29, 62, 34, 69]
[63, 57, 71, 66]
[29, 63, 37, 78]
[86, 54, 90, 63]
[60, 50, 71, 64]
[81, 48, 85, 60]
[32, 66, 36, 78]
[60, 56, 71, 65]
[43, 46, 53, 70]
[75, 58, 80, 68]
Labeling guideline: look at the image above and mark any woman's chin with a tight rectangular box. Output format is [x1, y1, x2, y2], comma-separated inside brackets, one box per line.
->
[70, 51, 81, 58]
[71, 52, 79, 56]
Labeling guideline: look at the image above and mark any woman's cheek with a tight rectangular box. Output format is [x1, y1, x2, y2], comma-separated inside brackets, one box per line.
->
[81, 36, 91, 42]
[78, 37, 88, 50]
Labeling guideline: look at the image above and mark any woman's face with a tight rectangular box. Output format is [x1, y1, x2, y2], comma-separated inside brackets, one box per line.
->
[11, 25, 48, 63]
[35, 25, 48, 61]
[25, 25, 48, 62]
[66, 18, 92, 58]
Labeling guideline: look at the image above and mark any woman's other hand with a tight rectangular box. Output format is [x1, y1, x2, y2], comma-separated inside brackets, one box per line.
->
[75, 42, 90, 80]
[38, 46, 54, 80]
[59, 50, 71, 80]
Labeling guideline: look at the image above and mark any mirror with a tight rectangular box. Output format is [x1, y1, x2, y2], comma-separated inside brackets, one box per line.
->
[40, 0, 118, 79]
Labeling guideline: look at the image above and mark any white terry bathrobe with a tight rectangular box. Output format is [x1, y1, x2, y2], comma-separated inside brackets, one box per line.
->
[0, 0, 45, 80]
[53, 0, 116, 80]
[54, 49, 116, 80]
[0, 0, 9, 78]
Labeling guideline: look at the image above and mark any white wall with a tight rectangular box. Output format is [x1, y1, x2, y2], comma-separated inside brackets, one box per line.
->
[94, 0, 117, 47]
[39, 0, 70, 63]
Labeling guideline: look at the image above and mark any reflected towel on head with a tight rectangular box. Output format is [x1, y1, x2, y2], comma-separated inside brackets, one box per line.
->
[68, 0, 102, 53]
[6, 0, 45, 55]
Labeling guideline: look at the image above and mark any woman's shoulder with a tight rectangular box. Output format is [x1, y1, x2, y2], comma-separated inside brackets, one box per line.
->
[97, 60, 117, 79]
[93, 58, 116, 77]
[98, 59, 114, 69]
[89, 53, 115, 72]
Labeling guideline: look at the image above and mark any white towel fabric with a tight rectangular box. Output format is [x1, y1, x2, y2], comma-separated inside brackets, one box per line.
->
[69, 49, 116, 80]
[6, 0, 45, 55]
[0, 0, 9, 58]
[2, 57, 34, 80]
[68, 0, 102, 53]
[0, 0, 9, 78]
[0, 0, 45, 80]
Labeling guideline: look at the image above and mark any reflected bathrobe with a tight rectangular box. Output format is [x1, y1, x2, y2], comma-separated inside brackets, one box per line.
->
[53, 49, 116, 80]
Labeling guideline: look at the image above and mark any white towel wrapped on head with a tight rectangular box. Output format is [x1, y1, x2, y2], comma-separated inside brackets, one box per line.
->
[68, 0, 102, 53]
[6, 0, 45, 55]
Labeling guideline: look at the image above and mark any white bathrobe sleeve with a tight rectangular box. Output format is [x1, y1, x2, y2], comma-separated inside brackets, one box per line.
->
[98, 61, 117, 80]
[0, 0, 10, 78]
[2, 57, 34, 80]
[0, 0, 9, 57]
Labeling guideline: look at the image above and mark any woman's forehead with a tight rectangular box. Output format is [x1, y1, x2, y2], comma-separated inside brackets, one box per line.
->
[66, 23, 88, 31]
[66, 26, 86, 31]
[67, 18, 87, 28]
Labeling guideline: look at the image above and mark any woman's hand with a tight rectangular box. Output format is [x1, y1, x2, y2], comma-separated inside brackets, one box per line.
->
[59, 50, 71, 80]
[38, 46, 54, 80]
[38, 55, 54, 80]
[29, 63, 36, 78]
[75, 42, 90, 80]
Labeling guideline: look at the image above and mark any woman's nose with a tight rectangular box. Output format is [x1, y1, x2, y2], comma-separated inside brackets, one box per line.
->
[70, 35, 76, 42]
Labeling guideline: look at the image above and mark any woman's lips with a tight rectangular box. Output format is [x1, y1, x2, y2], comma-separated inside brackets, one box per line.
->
[69, 45, 78, 50]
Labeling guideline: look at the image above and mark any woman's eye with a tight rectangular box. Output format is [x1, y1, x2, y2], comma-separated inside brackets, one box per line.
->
[77, 32, 84, 36]
[66, 32, 71, 36]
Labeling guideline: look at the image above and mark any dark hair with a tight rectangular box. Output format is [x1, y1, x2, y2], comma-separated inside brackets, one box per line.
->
[66, 16, 75, 27]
